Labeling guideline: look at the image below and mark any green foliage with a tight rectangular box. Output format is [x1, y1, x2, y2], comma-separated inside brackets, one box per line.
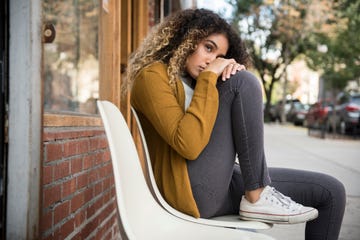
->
[227, 0, 360, 118]
[228, 0, 313, 117]
[304, 0, 360, 90]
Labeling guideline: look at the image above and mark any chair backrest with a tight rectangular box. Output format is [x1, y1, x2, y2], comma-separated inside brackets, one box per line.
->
[130, 107, 195, 214]
[97, 100, 165, 239]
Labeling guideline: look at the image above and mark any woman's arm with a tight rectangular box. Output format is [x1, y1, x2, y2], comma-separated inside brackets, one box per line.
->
[131, 63, 219, 160]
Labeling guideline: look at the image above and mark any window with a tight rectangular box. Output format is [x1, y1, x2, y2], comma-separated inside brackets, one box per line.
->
[43, 0, 99, 114]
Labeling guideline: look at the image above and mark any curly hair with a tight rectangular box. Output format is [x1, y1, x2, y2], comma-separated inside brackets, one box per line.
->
[125, 8, 250, 92]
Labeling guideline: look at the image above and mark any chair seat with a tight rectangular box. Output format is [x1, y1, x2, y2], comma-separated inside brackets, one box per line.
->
[129, 203, 273, 239]
[97, 101, 275, 240]
[210, 215, 272, 229]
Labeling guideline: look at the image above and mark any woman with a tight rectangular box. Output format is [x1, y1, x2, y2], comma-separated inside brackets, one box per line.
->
[128, 8, 345, 240]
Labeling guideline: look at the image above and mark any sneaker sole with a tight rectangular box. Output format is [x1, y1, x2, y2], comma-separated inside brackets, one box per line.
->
[239, 208, 319, 224]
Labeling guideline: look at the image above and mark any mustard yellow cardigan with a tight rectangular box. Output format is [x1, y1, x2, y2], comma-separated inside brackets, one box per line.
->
[130, 62, 219, 218]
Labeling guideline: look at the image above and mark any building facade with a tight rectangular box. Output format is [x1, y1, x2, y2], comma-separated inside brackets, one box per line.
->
[1, 0, 195, 239]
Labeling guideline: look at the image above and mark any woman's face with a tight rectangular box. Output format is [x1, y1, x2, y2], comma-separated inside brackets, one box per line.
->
[185, 33, 229, 79]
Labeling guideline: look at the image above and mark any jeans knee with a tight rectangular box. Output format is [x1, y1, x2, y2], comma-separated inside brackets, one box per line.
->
[217, 71, 264, 111]
[319, 174, 346, 210]
[227, 71, 262, 93]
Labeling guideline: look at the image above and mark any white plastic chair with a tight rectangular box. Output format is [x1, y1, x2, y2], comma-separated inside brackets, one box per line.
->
[97, 100, 274, 240]
[130, 107, 272, 230]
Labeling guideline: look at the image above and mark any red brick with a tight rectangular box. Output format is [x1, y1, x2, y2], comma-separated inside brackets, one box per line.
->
[74, 210, 85, 227]
[84, 187, 94, 203]
[110, 187, 116, 196]
[77, 173, 88, 189]
[77, 139, 89, 154]
[44, 129, 77, 141]
[106, 164, 114, 176]
[95, 226, 107, 240]
[63, 141, 77, 158]
[42, 128, 120, 239]
[55, 217, 74, 239]
[89, 138, 100, 151]
[44, 129, 104, 142]
[71, 192, 84, 213]
[97, 166, 106, 179]
[45, 143, 63, 162]
[71, 232, 82, 240]
[97, 209, 107, 226]
[54, 201, 70, 224]
[99, 165, 110, 179]
[88, 169, 98, 184]
[40, 211, 53, 233]
[102, 191, 111, 204]
[94, 182, 103, 196]
[98, 137, 109, 149]
[43, 184, 61, 208]
[42, 165, 53, 185]
[43, 131, 57, 141]
[103, 178, 111, 191]
[102, 150, 111, 162]
[109, 176, 115, 185]
[62, 178, 76, 198]
[103, 203, 113, 216]
[86, 198, 102, 218]
[54, 161, 70, 181]
[90, 137, 108, 151]
[83, 155, 94, 170]
[71, 157, 83, 174]
[94, 152, 103, 166]
[80, 220, 93, 239]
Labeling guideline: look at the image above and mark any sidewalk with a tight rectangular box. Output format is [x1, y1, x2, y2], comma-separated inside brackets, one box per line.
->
[258, 123, 360, 240]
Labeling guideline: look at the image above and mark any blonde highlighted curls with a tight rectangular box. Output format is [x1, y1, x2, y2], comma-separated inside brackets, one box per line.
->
[167, 29, 206, 88]
[125, 8, 250, 93]
[125, 22, 175, 90]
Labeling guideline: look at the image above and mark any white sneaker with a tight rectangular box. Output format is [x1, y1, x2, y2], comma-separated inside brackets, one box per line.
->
[239, 186, 318, 224]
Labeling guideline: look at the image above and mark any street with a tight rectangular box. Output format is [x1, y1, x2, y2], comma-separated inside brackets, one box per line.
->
[259, 123, 360, 240]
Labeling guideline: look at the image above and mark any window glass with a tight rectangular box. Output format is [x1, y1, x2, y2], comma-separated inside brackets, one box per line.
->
[43, 0, 99, 114]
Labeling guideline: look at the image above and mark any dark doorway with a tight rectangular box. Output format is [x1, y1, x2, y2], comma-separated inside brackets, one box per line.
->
[0, 0, 8, 238]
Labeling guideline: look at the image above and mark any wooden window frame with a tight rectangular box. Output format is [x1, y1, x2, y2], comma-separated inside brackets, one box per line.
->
[43, 0, 149, 127]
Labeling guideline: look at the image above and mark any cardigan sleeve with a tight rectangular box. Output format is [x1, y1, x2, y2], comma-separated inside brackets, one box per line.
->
[131, 63, 219, 160]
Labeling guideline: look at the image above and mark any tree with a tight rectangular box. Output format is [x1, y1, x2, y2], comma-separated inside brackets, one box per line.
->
[305, 0, 360, 93]
[227, 0, 339, 120]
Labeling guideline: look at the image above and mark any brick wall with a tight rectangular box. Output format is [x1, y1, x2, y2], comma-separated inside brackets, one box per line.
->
[40, 127, 120, 240]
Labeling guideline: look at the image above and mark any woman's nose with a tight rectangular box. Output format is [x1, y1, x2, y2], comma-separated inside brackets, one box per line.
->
[206, 54, 216, 64]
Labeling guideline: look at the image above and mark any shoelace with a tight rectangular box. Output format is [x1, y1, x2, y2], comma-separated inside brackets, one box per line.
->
[268, 187, 302, 211]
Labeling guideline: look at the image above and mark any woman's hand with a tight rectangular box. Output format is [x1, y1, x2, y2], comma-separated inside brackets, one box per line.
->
[204, 58, 246, 81]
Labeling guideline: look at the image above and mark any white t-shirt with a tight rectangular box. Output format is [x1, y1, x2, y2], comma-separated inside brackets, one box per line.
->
[180, 76, 195, 110]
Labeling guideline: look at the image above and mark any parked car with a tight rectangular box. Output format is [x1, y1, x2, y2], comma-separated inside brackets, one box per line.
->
[327, 92, 360, 134]
[304, 100, 333, 129]
[268, 99, 301, 123]
[287, 102, 310, 126]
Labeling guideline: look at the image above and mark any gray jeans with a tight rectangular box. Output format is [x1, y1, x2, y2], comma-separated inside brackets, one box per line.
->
[187, 71, 346, 240]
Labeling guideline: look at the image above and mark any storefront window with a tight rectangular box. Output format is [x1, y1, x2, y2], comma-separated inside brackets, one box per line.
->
[43, 0, 99, 114]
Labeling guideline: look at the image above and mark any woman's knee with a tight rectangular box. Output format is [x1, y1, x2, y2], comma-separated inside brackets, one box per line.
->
[317, 173, 346, 209]
[227, 70, 262, 92]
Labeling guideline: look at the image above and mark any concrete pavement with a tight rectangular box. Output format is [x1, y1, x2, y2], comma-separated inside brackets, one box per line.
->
[258, 123, 360, 240]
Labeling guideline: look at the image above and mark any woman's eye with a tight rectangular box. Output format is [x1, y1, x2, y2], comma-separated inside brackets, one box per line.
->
[205, 45, 213, 52]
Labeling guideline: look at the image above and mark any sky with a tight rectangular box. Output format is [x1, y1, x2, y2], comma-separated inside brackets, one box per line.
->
[196, 0, 234, 19]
